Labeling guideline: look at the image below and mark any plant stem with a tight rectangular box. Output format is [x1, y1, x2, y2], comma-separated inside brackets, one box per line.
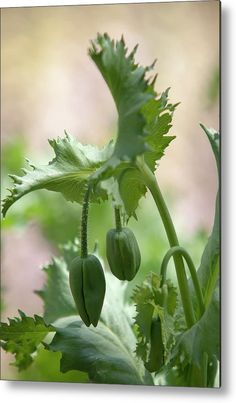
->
[136, 157, 195, 328]
[160, 246, 205, 318]
[80, 185, 91, 259]
[114, 207, 122, 231]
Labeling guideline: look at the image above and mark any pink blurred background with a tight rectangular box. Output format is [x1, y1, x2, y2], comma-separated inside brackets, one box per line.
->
[1, 1, 220, 379]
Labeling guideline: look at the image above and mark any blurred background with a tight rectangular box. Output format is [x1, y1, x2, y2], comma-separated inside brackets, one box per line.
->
[1, 1, 219, 381]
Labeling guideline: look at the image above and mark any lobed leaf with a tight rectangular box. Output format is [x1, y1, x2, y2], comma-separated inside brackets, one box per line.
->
[132, 272, 178, 367]
[0, 311, 54, 370]
[89, 33, 178, 216]
[2, 133, 113, 217]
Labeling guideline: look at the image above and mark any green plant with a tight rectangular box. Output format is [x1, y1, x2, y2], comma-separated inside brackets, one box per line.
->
[0, 33, 220, 387]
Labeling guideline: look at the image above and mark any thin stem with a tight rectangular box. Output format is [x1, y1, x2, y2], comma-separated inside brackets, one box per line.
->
[160, 246, 205, 318]
[136, 156, 195, 328]
[114, 207, 122, 231]
[80, 185, 91, 259]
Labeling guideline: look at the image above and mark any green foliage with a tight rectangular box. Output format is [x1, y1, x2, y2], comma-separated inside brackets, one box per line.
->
[48, 318, 153, 385]
[35, 242, 78, 324]
[171, 287, 219, 368]
[2, 132, 113, 217]
[18, 347, 89, 383]
[1, 33, 220, 387]
[0, 311, 54, 370]
[132, 272, 178, 367]
[2, 34, 177, 221]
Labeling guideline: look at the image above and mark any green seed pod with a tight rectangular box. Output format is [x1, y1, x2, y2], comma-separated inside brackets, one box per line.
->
[145, 317, 164, 373]
[106, 227, 141, 281]
[69, 254, 106, 327]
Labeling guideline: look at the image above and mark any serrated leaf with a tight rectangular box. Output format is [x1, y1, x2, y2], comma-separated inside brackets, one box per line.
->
[48, 318, 153, 385]
[89, 33, 154, 162]
[2, 133, 113, 217]
[0, 311, 54, 370]
[142, 89, 178, 171]
[89, 34, 178, 217]
[132, 272, 178, 366]
[36, 256, 77, 325]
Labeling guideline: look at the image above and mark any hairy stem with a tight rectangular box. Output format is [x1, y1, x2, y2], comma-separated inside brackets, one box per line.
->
[80, 185, 91, 259]
[114, 207, 122, 231]
[136, 156, 195, 328]
[160, 246, 205, 318]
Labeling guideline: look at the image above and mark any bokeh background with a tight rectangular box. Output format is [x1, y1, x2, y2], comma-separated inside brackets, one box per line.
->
[1, 1, 219, 381]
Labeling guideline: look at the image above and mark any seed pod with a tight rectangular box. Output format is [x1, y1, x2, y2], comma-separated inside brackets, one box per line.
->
[69, 254, 106, 327]
[145, 317, 164, 373]
[106, 227, 141, 281]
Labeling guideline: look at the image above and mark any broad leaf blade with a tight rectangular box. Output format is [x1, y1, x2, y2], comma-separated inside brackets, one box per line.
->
[0, 311, 54, 370]
[2, 133, 113, 217]
[89, 34, 178, 217]
[89, 34, 177, 175]
[89, 33, 154, 161]
[48, 318, 153, 385]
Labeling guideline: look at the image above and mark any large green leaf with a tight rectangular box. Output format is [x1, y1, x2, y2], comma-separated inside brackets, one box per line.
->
[44, 268, 153, 385]
[89, 33, 154, 163]
[89, 34, 178, 217]
[2, 34, 177, 219]
[2, 132, 113, 217]
[0, 311, 54, 370]
[48, 317, 153, 385]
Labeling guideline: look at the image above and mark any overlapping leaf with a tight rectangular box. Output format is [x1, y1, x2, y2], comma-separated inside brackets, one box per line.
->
[0, 311, 54, 370]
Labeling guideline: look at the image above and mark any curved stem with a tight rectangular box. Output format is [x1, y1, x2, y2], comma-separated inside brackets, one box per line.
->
[80, 185, 91, 259]
[136, 156, 195, 328]
[160, 246, 205, 318]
